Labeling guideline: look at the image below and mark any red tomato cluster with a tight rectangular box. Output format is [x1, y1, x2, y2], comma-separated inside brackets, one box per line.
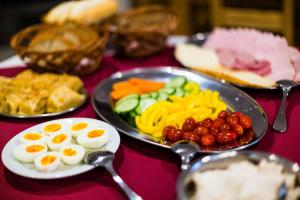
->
[163, 110, 252, 147]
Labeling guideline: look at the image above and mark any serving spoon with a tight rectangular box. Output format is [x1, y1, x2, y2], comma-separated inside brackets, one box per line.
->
[85, 151, 143, 200]
[170, 141, 200, 171]
[273, 80, 298, 133]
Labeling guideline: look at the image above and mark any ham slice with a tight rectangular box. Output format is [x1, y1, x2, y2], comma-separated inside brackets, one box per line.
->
[204, 28, 298, 81]
[216, 49, 271, 76]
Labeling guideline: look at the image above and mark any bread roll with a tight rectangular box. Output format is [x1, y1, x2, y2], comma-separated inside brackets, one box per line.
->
[44, 0, 118, 25]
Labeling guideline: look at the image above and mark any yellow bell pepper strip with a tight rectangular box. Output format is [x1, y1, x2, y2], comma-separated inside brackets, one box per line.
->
[135, 86, 228, 139]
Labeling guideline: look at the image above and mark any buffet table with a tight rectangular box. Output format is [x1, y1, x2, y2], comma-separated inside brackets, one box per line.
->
[1, 48, 300, 200]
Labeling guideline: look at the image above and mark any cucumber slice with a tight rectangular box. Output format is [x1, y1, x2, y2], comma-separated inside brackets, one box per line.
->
[150, 92, 159, 99]
[116, 94, 139, 106]
[159, 87, 175, 95]
[140, 94, 150, 99]
[114, 98, 139, 113]
[135, 98, 157, 114]
[165, 76, 187, 88]
[157, 92, 169, 101]
[174, 87, 185, 97]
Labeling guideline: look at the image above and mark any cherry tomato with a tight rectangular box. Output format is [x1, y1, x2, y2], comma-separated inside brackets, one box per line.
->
[200, 134, 215, 146]
[182, 118, 197, 132]
[193, 126, 209, 135]
[232, 124, 244, 136]
[209, 127, 219, 136]
[196, 121, 204, 127]
[216, 131, 237, 145]
[240, 115, 252, 129]
[226, 115, 239, 126]
[218, 110, 228, 119]
[212, 118, 225, 128]
[162, 125, 176, 138]
[182, 132, 201, 144]
[202, 118, 213, 128]
[167, 128, 183, 142]
[230, 111, 242, 118]
[220, 123, 231, 132]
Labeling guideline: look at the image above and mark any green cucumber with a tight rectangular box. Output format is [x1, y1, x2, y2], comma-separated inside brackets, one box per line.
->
[159, 87, 175, 95]
[150, 92, 159, 99]
[140, 94, 150, 99]
[174, 87, 185, 97]
[157, 92, 169, 101]
[165, 76, 187, 88]
[116, 94, 139, 106]
[135, 98, 157, 115]
[114, 98, 139, 113]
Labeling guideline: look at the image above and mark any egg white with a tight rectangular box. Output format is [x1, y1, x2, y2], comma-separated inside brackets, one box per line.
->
[69, 121, 91, 138]
[42, 122, 65, 136]
[34, 152, 61, 172]
[47, 132, 71, 151]
[19, 132, 47, 144]
[77, 129, 109, 149]
[13, 142, 48, 163]
[60, 144, 85, 165]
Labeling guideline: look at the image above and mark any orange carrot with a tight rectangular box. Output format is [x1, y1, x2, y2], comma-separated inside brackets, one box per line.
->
[110, 77, 164, 100]
[128, 78, 164, 92]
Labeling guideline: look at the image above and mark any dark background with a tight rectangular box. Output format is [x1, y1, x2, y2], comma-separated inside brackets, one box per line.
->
[0, 0, 299, 60]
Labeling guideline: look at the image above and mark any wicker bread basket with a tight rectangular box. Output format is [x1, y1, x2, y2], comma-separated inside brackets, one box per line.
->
[112, 5, 178, 57]
[10, 23, 109, 76]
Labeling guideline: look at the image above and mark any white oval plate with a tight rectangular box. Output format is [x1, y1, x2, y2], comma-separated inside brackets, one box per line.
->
[1, 118, 120, 179]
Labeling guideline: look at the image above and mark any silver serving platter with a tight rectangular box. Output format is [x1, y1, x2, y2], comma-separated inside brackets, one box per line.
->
[177, 150, 300, 200]
[0, 88, 88, 119]
[92, 67, 268, 151]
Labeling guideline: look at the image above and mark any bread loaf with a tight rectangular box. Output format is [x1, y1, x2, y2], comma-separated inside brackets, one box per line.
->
[44, 0, 118, 25]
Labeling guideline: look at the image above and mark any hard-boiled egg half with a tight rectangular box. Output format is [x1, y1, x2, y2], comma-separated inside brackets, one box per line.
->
[70, 121, 90, 138]
[42, 122, 64, 136]
[19, 132, 46, 144]
[34, 152, 60, 172]
[60, 144, 85, 165]
[77, 129, 109, 149]
[47, 132, 71, 150]
[13, 142, 47, 163]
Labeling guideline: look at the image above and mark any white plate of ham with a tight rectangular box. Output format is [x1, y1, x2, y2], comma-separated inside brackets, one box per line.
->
[175, 28, 300, 89]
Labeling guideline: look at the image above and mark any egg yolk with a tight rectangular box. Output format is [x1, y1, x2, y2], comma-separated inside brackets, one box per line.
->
[63, 148, 77, 156]
[52, 134, 67, 144]
[26, 145, 45, 153]
[71, 122, 88, 131]
[41, 155, 56, 166]
[44, 124, 62, 132]
[24, 133, 42, 140]
[87, 130, 104, 138]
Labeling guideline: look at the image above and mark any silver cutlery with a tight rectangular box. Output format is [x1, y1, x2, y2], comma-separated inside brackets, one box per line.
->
[85, 151, 143, 200]
[273, 80, 298, 132]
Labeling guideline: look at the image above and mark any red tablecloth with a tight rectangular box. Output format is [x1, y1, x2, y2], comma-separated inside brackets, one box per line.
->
[1, 48, 300, 200]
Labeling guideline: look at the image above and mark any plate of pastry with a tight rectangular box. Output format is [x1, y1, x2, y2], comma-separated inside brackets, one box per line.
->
[1, 118, 120, 179]
[0, 69, 87, 118]
[175, 28, 300, 89]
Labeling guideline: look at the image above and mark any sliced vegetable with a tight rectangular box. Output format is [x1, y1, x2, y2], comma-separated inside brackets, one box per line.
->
[135, 98, 157, 115]
[150, 92, 159, 99]
[174, 87, 185, 97]
[165, 76, 187, 88]
[116, 94, 139, 106]
[159, 87, 175, 95]
[111, 78, 164, 100]
[114, 98, 139, 113]
[157, 92, 169, 101]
